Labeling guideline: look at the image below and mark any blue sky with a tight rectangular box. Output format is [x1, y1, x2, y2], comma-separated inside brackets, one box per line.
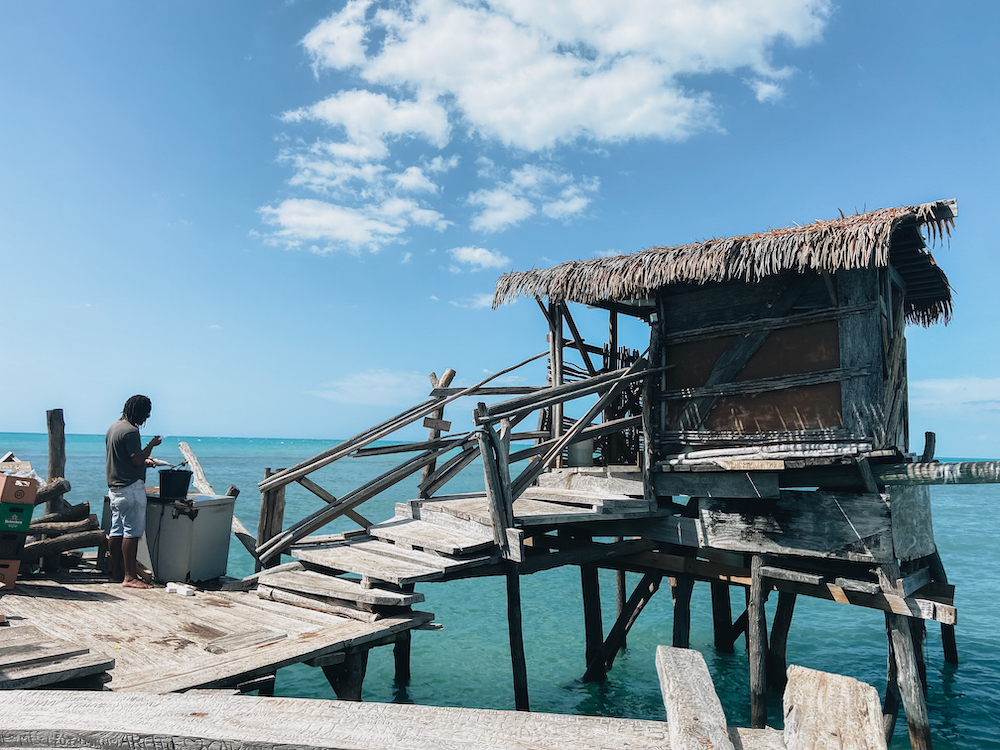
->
[1, 1, 998, 457]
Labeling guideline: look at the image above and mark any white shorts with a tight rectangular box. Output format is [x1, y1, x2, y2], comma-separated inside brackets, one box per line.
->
[109, 479, 146, 538]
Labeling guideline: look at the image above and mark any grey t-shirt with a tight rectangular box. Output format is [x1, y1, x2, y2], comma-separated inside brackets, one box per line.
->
[106, 418, 145, 488]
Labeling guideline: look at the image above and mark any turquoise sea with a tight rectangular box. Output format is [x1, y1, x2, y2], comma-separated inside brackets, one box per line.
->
[2, 431, 997, 749]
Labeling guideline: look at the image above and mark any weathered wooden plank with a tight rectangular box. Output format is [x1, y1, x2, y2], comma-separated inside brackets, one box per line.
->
[767, 577, 956, 624]
[259, 569, 424, 606]
[521, 486, 651, 511]
[700, 491, 893, 563]
[0, 690, 671, 750]
[655, 645, 735, 750]
[0, 652, 115, 690]
[178, 441, 215, 495]
[113, 611, 433, 692]
[783, 664, 887, 750]
[369, 517, 494, 555]
[890, 484, 936, 561]
[204, 628, 287, 654]
[537, 466, 644, 496]
[760, 566, 824, 586]
[654, 471, 780, 499]
[0, 641, 90, 671]
[256, 585, 382, 623]
[748, 555, 768, 728]
[292, 543, 447, 586]
[616, 550, 751, 587]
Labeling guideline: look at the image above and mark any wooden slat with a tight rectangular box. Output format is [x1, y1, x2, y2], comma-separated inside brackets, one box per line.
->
[655, 646, 735, 750]
[204, 628, 287, 654]
[0, 690, 672, 750]
[783, 664, 887, 750]
[259, 569, 425, 606]
[368, 517, 494, 555]
[0, 652, 115, 690]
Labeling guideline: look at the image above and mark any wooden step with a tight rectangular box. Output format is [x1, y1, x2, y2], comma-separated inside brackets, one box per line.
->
[370, 517, 495, 556]
[520, 486, 653, 512]
[292, 537, 495, 586]
[259, 569, 425, 606]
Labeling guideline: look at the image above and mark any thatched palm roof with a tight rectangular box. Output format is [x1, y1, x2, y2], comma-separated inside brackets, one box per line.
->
[494, 199, 956, 326]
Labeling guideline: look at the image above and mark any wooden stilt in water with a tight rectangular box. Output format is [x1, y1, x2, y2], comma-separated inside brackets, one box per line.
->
[506, 561, 530, 711]
[766, 591, 796, 691]
[710, 581, 734, 653]
[394, 629, 412, 685]
[584, 572, 661, 680]
[879, 562, 932, 749]
[883, 613, 902, 745]
[615, 546, 627, 652]
[322, 650, 369, 701]
[927, 550, 958, 664]
[748, 554, 768, 728]
[580, 563, 606, 683]
[44, 408, 69, 572]
[670, 574, 694, 649]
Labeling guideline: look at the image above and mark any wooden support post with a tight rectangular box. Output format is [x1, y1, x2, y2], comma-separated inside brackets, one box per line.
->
[44, 408, 69, 572]
[879, 563, 932, 750]
[643, 325, 660, 502]
[671, 575, 694, 649]
[883, 613, 902, 745]
[585, 572, 661, 680]
[766, 591, 796, 691]
[322, 650, 369, 701]
[580, 562, 606, 683]
[710, 582, 734, 653]
[926, 550, 958, 664]
[420, 369, 456, 498]
[394, 629, 411, 685]
[748, 554, 768, 728]
[506, 561, 530, 711]
[615, 554, 627, 651]
[549, 302, 564, 465]
[256, 468, 286, 572]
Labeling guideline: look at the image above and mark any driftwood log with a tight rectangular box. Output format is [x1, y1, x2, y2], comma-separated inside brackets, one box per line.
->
[22, 530, 106, 560]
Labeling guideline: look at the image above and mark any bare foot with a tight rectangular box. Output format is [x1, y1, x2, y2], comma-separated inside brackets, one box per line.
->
[122, 578, 152, 589]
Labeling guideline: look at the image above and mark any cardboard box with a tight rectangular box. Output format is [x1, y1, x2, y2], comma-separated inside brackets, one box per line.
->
[0, 473, 38, 505]
[0, 502, 32, 532]
[0, 558, 20, 590]
[0, 531, 26, 559]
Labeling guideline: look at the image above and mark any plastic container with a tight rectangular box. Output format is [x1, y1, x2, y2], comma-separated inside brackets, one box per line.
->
[158, 469, 193, 501]
[0, 531, 27, 558]
[0, 503, 31, 532]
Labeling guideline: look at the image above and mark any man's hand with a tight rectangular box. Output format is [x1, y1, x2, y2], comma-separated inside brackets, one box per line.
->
[148, 435, 163, 449]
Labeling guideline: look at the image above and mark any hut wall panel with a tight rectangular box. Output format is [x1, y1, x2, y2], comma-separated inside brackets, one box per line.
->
[705, 383, 842, 433]
[837, 270, 887, 447]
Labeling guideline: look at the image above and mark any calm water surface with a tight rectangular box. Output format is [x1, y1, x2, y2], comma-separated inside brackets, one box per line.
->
[3, 432, 997, 749]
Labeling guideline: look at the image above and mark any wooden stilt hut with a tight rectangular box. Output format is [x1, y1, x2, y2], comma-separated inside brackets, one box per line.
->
[492, 199, 962, 749]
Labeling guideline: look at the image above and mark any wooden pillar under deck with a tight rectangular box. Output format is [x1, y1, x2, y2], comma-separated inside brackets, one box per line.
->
[710, 581, 734, 653]
[506, 562, 530, 710]
[767, 591, 796, 691]
[322, 650, 369, 701]
[580, 563, 606, 683]
[394, 629, 412, 685]
[670, 575, 694, 649]
[883, 613, 902, 745]
[256, 468, 287, 572]
[748, 554, 768, 728]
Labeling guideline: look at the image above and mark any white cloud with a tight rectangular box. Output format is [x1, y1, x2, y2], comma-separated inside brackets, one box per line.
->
[747, 78, 785, 103]
[264, 0, 831, 253]
[312, 368, 429, 406]
[259, 198, 404, 253]
[470, 164, 597, 232]
[910, 378, 1000, 412]
[450, 293, 496, 309]
[448, 246, 512, 270]
[401, 252, 412, 263]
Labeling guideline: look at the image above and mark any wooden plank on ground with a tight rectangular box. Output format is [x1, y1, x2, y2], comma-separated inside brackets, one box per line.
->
[112, 611, 433, 692]
[537, 467, 644, 496]
[204, 628, 287, 654]
[0, 652, 115, 690]
[259, 570, 425, 606]
[0, 690, 671, 750]
[655, 645, 735, 750]
[783, 664, 887, 750]
[520, 486, 652, 511]
[512, 497, 660, 526]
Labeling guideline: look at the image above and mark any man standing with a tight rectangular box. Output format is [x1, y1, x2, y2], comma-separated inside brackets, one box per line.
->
[106, 395, 162, 588]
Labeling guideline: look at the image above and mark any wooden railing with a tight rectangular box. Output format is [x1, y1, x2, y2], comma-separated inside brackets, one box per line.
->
[252, 354, 656, 566]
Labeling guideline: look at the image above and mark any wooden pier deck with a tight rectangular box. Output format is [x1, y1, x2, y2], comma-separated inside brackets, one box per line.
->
[0, 573, 432, 693]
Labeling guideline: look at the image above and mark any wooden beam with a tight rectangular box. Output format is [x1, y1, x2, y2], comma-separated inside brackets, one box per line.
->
[506, 562, 530, 711]
[178, 442, 215, 495]
[586, 572, 661, 679]
[766, 591, 796, 691]
[655, 646, 736, 750]
[560, 303, 598, 377]
[580, 562, 605, 683]
[748, 555, 768, 728]
[711, 582, 734, 653]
